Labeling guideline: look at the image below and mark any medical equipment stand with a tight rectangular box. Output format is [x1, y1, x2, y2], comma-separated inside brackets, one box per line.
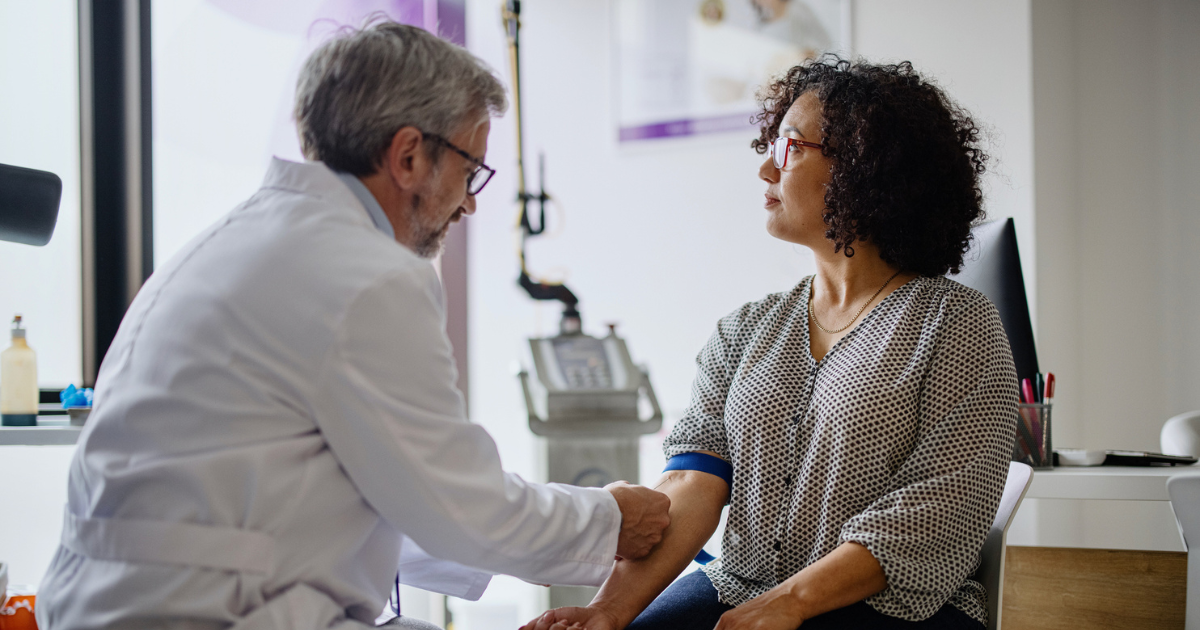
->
[519, 326, 663, 607]
[503, 1, 664, 606]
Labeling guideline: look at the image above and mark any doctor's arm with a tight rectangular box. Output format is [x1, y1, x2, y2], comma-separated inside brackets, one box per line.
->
[311, 266, 665, 586]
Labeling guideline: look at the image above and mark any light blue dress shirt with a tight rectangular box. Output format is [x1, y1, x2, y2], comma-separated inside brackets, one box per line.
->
[335, 171, 395, 240]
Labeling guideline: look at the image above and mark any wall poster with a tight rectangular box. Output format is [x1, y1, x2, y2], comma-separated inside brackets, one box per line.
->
[615, 0, 848, 142]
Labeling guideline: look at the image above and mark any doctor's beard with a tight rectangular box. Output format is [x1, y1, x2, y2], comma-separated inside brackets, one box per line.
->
[407, 193, 462, 259]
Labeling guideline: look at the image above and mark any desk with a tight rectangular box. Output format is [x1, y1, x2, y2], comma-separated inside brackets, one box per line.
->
[1010, 465, 1195, 552]
[1027, 465, 1199, 502]
[1003, 466, 1194, 629]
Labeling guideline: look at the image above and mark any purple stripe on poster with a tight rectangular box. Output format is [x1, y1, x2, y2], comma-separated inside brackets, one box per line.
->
[619, 112, 757, 142]
[206, 0, 464, 42]
[437, 0, 466, 45]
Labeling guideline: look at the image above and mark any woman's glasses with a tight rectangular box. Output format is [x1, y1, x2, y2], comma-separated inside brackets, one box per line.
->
[770, 136, 825, 170]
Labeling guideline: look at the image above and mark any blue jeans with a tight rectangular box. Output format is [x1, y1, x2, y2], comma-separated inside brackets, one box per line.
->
[626, 571, 985, 630]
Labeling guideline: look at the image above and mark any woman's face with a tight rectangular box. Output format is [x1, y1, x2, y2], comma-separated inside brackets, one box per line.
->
[759, 91, 833, 248]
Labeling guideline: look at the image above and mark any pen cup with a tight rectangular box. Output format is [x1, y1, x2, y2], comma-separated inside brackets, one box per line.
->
[1012, 403, 1052, 469]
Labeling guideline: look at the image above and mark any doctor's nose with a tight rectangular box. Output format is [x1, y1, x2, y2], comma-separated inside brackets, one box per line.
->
[462, 194, 477, 216]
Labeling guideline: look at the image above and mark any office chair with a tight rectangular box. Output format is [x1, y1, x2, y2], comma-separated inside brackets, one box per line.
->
[1168, 473, 1200, 629]
[971, 461, 1034, 630]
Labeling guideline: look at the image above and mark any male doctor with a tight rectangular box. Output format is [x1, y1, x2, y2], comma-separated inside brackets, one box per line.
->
[36, 20, 670, 630]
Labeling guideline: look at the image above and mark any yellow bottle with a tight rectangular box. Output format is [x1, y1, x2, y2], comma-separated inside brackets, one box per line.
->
[1, 315, 39, 426]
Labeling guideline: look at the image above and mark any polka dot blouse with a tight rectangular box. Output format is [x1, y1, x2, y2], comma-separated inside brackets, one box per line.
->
[664, 275, 1018, 624]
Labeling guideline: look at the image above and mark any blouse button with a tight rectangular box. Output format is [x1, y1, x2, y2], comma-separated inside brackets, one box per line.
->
[772, 541, 782, 552]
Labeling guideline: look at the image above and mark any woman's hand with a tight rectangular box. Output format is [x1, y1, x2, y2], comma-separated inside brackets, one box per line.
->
[715, 542, 886, 629]
[520, 606, 621, 630]
[714, 588, 806, 630]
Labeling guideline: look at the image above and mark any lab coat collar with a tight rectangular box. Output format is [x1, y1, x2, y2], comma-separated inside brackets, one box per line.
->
[260, 158, 380, 235]
[334, 171, 395, 240]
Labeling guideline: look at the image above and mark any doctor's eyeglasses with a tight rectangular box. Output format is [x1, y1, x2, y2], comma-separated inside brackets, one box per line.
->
[423, 133, 495, 196]
[770, 136, 826, 170]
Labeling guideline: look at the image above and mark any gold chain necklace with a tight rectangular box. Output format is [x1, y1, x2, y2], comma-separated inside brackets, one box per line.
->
[808, 270, 902, 334]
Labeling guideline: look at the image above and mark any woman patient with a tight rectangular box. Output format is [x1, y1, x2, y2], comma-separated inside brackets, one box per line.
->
[523, 56, 1019, 630]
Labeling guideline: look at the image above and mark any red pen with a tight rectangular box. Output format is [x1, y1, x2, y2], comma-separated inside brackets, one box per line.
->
[1021, 378, 1036, 405]
[1044, 372, 1056, 405]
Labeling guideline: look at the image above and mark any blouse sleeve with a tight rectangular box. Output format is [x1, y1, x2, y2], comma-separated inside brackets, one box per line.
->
[839, 293, 1019, 621]
[662, 303, 756, 462]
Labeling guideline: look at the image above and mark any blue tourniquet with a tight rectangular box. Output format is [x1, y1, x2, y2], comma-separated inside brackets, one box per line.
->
[663, 452, 733, 486]
[663, 452, 732, 565]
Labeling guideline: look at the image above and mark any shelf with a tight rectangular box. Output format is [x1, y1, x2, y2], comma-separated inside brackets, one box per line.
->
[0, 418, 81, 445]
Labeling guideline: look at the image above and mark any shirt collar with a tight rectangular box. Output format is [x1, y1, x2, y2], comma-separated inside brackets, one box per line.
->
[334, 171, 395, 240]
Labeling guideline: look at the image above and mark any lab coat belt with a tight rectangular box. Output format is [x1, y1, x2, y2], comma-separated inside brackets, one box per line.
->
[61, 510, 276, 574]
[228, 582, 351, 630]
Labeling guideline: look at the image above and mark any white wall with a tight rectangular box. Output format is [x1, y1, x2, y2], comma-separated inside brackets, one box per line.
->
[1033, 0, 1200, 453]
[1158, 1, 1200, 425]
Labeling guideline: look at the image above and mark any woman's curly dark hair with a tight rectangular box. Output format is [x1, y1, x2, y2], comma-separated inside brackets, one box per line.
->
[752, 56, 988, 276]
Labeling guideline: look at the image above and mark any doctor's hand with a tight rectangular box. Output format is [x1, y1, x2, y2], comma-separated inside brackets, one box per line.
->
[604, 481, 670, 560]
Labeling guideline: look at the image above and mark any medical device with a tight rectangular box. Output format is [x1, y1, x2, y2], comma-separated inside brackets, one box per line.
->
[503, 1, 663, 607]
[517, 329, 662, 608]
[501, 0, 582, 335]
[519, 327, 663, 445]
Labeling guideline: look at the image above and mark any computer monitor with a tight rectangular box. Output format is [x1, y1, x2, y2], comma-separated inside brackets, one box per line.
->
[948, 218, 1039, 384]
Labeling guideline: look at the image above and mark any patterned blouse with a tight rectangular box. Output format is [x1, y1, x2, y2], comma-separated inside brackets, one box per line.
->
[664, 275, 1018, 624]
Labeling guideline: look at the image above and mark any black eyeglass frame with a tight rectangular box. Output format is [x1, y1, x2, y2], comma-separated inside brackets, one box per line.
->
[423, 132, 496, 196]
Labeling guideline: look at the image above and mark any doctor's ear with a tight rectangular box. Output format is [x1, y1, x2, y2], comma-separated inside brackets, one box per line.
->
[381, 126, 427, 191]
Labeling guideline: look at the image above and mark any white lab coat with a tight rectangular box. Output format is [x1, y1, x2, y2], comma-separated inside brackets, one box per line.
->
[35, 159, 620, 630]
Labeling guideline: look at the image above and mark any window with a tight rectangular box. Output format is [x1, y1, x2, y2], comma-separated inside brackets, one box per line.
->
[151, 0, 437, 265]
[0, 0, 82, 387]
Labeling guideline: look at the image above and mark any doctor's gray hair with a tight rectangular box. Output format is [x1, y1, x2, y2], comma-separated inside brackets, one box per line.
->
[294, 19, 507, 176]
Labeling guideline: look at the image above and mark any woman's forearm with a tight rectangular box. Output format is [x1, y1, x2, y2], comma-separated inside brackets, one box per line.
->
[784, 541, 887, 620]
[589, 468, 729, 628]
[711, 542, 886, 629]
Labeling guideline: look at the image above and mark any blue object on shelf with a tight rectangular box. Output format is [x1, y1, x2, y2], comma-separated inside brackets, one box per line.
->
[59, 384, 94, 408]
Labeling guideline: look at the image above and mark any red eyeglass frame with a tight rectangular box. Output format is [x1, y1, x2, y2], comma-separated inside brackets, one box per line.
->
[771, 137, 826, 169]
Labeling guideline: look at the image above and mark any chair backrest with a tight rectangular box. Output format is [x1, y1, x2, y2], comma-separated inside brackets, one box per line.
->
[1167, 472, 1200, 630]
[972, 461, 1034, 630]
